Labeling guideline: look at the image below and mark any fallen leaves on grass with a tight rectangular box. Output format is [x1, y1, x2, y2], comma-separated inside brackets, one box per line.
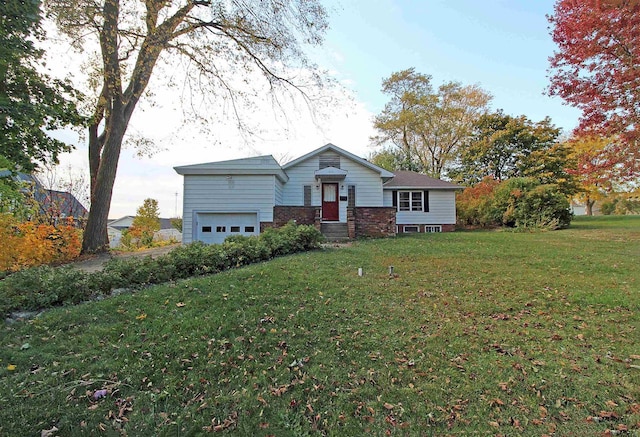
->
[203, 411, 238, 432]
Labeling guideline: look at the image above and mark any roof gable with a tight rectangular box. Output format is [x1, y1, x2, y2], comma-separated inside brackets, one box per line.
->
[384, 171, 463, 190]
[282, 143, 395, 178]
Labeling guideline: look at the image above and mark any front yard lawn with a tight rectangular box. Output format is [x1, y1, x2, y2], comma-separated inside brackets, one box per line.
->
[1, 216, 639, 435]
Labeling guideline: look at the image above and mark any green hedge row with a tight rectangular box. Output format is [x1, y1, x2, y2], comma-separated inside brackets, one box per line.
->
[0, 222, 323, 318]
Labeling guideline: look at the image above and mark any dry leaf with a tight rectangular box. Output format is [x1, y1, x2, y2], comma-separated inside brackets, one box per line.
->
[41, 426, 58, 437]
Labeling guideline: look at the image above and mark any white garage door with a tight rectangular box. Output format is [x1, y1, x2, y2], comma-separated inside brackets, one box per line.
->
[196, 212, 259, 244]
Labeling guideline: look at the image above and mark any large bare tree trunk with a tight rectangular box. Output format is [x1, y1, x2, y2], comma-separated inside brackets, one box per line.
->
[46, 0, 329, 253]
[82, 119, 126, 253]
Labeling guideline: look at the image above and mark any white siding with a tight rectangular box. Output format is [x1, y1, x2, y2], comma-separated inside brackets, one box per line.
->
[282, 155, 384, 222]
[182, 175, 275, 243]
[385, 190, 457, 225]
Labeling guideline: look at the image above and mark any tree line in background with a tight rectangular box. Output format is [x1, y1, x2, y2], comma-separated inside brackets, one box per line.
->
[371, 0, 640, 227]
[1, 0, 639, 254]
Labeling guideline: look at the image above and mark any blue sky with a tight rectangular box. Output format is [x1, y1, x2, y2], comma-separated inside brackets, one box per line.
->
[318, 0, 580, 132]
[54, 0, 582, 218]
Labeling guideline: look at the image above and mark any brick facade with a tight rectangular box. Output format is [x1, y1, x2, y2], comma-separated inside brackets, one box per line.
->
[273, 206, 321, 230]
[354, 207, 396, 238]
[260, 222, 274, 232]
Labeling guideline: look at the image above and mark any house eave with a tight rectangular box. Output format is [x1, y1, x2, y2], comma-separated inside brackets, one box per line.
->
[174, 167, 289, 183]
[383, 186, 464, 190]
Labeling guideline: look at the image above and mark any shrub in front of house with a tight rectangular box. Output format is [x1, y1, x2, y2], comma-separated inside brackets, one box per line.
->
[0, 223, 323, 317]
[260, 221, 324, 256]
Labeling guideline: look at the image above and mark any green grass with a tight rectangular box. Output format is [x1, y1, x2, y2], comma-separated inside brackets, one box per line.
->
[1, 215, 639, 436]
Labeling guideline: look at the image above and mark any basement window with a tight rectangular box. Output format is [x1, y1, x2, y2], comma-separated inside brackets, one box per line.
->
[230, 226, 240, 232]
[202, 226, 212, 233]
[244, 226, 255, 233]
[403, 226, 420, 233]
[424, 226, 442, 233]
[216, 226, 226, 232]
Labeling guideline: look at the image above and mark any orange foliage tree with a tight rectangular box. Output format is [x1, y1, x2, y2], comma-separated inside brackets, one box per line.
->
[566, 135, 635, 215]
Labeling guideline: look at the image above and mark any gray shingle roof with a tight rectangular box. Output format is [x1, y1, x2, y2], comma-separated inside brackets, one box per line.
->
[384, 171, 463, 190]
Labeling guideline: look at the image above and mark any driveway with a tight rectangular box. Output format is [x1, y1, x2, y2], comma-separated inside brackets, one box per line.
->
[69, 244, 181, 273]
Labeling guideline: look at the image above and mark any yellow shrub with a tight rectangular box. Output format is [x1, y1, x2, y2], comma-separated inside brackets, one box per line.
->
[0, 214, 82, 272]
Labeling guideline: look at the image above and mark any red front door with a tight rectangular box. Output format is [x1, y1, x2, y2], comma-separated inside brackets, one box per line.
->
[322, 183, 339, 221]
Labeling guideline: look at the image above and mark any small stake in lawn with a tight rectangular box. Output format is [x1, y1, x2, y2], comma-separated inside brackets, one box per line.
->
[358, 267, 363, 276]
[389, 266, 394, 276]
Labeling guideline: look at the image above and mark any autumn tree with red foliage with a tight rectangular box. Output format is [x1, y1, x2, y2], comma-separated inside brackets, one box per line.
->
[548, 0, 640, 164]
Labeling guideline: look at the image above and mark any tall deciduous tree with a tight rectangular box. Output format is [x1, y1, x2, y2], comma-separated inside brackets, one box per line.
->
[548, 0, 640, 154]
[565, 135, 630, 215]
[452, 110, 576, 195]
[372, 68, 491, 178]
[45, 0, 330, 253]
[0, 0, 83, 172]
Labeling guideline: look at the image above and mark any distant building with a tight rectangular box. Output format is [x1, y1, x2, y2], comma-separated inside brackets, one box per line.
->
[13, 173, 88, 225]
[107, 215, 180, 248]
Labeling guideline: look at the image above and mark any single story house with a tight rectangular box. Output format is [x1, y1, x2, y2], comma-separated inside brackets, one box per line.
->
[174, 143, 462, 244]
[107, 215, 181, 248]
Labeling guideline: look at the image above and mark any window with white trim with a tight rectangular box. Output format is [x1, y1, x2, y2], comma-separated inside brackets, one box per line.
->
[396, 191, 426, 211]
[403, 225, 420, 233]
[424, 225, 441, 233]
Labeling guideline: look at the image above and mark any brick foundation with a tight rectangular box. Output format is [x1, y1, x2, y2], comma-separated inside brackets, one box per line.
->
[260, 222, 274, 232]
[346, 208, 356, 239]
[354, 207, 396, 238]
[397, 223, 456, 233]
[273, 206, 321, 231]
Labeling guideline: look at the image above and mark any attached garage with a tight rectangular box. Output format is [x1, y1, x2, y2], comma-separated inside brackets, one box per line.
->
[195, 212, 258, 244]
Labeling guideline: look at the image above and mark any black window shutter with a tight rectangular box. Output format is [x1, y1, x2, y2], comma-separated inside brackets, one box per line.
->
[423, 191, 429, 212]
[304, 185, 311, 206]
[348, 185, 356, 208]
[392, 191, 397, 208]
